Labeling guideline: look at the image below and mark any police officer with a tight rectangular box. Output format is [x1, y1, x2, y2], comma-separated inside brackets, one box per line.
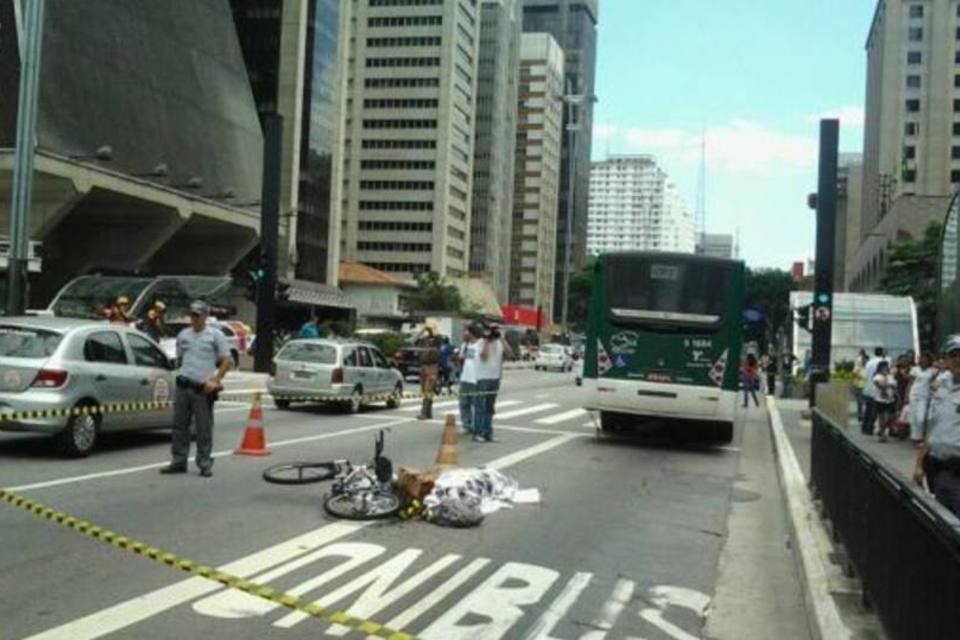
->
[914, 337, 960, 517]
[160, 300, 231, 478]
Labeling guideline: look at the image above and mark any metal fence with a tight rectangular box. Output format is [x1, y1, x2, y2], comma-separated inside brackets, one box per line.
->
[811, 410, 960, 640]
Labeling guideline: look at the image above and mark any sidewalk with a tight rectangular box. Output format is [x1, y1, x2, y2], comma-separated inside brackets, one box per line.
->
[777, 398, 918, 492]
[775, 397, 887, 640]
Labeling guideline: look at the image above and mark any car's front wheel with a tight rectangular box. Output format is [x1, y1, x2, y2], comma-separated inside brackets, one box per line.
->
[386, 383, 403, 409]
[55, 405, 100, 457]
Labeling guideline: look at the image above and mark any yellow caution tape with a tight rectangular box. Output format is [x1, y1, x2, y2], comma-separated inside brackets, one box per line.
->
[0, 488, 418, 640]
[0, 387, 504, 424]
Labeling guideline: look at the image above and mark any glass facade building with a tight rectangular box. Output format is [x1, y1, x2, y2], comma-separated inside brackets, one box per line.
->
[521, 0, 598, 321]
[230, 0, 343, 285]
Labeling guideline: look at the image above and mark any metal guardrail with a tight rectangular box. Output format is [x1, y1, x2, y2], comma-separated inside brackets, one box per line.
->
[811, 409, 960, 640]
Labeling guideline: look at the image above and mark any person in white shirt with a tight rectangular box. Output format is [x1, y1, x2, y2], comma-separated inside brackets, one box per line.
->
[873, 361, 896, 442]
[914, 339, 960, 517]
[860, 347, 887, 435]
[457, 326, 480, 435]
[908, 353, 937, 443]
[473, 324, 514, 442]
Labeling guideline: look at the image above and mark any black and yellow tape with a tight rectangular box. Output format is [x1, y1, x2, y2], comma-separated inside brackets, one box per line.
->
[0, 488, 418, 639]
[0, 400, 171, 424]
[0, 387, 503, 424]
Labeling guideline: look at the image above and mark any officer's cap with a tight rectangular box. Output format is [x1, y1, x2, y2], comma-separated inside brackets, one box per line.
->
[189, 300, 209, 316]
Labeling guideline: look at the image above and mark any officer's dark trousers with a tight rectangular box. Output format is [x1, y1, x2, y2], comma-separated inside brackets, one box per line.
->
[172, 385, 215, 471]
[932, 468, 960, 518]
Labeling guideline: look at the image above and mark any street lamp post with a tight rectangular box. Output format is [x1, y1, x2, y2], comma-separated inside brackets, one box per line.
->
[6, 0, 46, 315]
[560, 89, 586, 332]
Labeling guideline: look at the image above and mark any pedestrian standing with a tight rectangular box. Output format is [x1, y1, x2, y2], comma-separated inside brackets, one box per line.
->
[161, 300, 231, 478]
[439, 337, 455, 393]
[779, 351, 798, 398]
[298, 310, 325, 339]
[763, 353, 777, 395]
[861, 347, 887, 435]
[138, 300, 167, 341]
[415, 325, 442, 420]
[103, 295, 131, 325]
[852, 349, 868, 421]
[457, 326, 479, 435]
[740, 354, 760, 408]
[914, 339, 960, 517]
[474, 324, 514, 443]
[873, 361, 897, 443]
[908, 353, 936, 443]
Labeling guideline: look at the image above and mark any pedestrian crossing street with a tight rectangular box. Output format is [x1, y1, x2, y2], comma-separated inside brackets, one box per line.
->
[397, 397, 590, 428]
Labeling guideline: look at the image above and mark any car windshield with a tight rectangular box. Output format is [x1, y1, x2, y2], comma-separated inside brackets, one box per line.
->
[0, 326, 64, 358]
[279, 341, 338, 365]
[49, 276, 154, 319]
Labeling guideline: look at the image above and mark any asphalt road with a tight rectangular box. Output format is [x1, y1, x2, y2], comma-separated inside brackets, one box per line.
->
[0, 369, 801, 640]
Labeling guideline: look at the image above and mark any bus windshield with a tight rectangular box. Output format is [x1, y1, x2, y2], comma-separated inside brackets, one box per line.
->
[606, 256, 733, 326]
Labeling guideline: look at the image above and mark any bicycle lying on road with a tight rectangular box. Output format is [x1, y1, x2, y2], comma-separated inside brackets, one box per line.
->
[261, 430, 400, 520]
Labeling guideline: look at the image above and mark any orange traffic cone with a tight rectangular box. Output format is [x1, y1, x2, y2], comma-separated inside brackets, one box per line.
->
[434, 414, 458, 469]
[235, 392, 271, 456]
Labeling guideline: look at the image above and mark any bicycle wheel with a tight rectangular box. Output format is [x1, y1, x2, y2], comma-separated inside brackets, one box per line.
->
[262, 462, 337, 485]
[323, 491, 401, 520]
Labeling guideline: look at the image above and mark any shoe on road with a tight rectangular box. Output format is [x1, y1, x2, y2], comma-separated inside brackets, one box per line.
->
[484, 436, 499, 443]
[200, 468, 213, 478]
[159, 465, 187, 475]
[472, 436, 484, 443]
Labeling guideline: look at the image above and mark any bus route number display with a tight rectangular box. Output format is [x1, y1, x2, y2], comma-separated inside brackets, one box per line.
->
[650, 264, 680, 280]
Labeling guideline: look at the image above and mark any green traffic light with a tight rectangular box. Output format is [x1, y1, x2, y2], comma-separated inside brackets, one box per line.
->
[817, 293, 830, 304]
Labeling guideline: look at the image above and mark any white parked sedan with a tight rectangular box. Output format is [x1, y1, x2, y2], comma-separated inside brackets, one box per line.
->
[267, 339, 403, 413]
[535, 344, 573, 372]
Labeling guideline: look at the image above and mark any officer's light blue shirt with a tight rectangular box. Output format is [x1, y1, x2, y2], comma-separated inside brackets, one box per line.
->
[928, 372, 960, 460]
[176, 326, 229, 383]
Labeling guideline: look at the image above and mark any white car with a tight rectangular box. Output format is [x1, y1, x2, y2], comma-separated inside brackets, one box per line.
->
[160, 320, 242, 367]
[535, 344, 573, 372]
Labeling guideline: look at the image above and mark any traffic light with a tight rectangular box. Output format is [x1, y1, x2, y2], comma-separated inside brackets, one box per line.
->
[794, 304, 812, 333]
[276, 280, 290, 302]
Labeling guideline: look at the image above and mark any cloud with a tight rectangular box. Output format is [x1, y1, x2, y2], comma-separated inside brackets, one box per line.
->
[807, 105, 865, 128]
[595, 121, 818, 173]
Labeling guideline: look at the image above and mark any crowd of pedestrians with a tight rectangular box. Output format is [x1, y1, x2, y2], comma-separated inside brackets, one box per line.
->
[849, 342, 960, 517]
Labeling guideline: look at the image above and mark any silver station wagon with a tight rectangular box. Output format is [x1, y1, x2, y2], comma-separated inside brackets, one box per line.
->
[0, 317, 175, 456]
[267, 339, 403, 413]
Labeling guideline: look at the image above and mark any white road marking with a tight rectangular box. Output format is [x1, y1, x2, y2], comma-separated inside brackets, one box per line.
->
[28, 429, 582, 639]
[495, 403, 558, 420]
[420, 562, 560, 639]
[23, 521, 369, 640]
[399, 400, 460, 412]
[8, 418, 413, 492]
[535, 408, 587, 425]
[382, 558, 491, 633]
[580, 578, 636, 640]
[523, 572, 593, 639]
[636, 585, 710, 640]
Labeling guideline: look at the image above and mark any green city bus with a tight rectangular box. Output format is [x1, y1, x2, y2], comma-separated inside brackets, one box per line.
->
[583, 252, 746, 443]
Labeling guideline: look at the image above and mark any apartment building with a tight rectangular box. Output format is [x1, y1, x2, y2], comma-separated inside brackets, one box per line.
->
[509, 33, 564, 320]
[587, 155, 695, 255]
[340, 0, 482, 278]
[470, 0, 522, 301]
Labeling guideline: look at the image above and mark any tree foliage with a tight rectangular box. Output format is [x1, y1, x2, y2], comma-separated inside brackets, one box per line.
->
[879, 222, 941, 353]
[744, 267, 796, 348]
[401, 272, 463, 314]
[566, 256, 597, 332]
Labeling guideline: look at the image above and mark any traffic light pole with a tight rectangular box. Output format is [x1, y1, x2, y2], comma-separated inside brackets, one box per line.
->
[6, 0, 46, 315]
[810, 119, 839, 407]
[254, 113, 282, 374]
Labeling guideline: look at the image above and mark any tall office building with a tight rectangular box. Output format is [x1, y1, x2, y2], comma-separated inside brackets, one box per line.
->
[521, 0, 599, 320]
[230, 0, 347, 288]
[850, 0, 957, 291]
[586, 155, 695, 255]
[471, 0, 521, 302]
[837, 153, 864, 291]
[509, 33, 564, 321]
[339, 0, 481, 278]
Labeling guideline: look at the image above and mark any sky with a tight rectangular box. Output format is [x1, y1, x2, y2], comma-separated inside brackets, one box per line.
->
[590, 0, 878, 269]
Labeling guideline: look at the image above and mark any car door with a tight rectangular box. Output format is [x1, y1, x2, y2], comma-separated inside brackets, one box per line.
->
[81, 330, 143, 430]
[370, 347, 395, 393]
[356, 346, 380, 394]
[341, 346, 361, 395]
[126, 332, 175, 429]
